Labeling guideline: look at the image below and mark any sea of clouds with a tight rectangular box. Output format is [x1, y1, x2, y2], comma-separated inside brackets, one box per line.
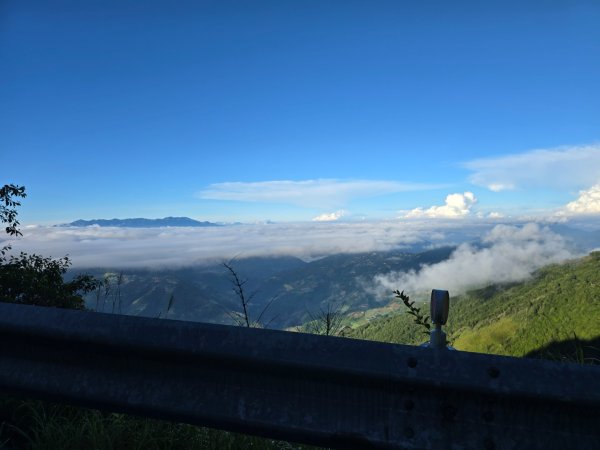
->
[2, 219, 590, 298]
[6, 220, 497, 268]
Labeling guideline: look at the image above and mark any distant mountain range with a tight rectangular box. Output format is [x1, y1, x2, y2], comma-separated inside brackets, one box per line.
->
[63, 217, 221, 228]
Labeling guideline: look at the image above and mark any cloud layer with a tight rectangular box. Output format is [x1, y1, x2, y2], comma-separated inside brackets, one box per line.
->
[401, 192, 477, 218]
[372, 223, 577, 298]
[4, 221, 497, 269]
[465, 144, 600, 191]
[197, 179, 440, 208]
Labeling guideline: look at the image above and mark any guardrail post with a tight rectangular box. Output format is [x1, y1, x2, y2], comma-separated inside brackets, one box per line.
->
[422, 289, 450, 349]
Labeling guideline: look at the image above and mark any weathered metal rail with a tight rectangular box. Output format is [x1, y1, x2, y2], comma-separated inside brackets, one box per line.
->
[0, 302, 598, 449]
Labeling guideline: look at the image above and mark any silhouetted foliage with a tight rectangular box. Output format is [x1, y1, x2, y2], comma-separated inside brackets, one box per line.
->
[1, 184, 26, 257]
[0, 253, 96, 309]
[0, 184, 26, 236]
[0, 184, 96, 309]
[223, 261, 278, 328]
[223, 261, 252, 327]
[394, 290, 431, 336]
[304, 302, 345, 336]
[91, 272, 124, 313]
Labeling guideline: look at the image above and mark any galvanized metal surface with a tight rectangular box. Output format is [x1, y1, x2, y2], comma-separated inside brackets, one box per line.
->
[0, 302, 598, 449]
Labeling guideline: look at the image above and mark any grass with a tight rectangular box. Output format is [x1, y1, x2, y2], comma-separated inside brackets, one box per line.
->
[0, 397, 320, 450]
[452, 316, 520, 355]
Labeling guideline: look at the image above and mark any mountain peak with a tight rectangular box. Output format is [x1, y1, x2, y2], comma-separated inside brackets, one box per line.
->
[64, 217, 221, 228]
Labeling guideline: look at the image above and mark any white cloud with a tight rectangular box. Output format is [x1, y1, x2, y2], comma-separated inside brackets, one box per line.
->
[488, 183, 514, 192]
[488, 212, 504, 219]
[3, 220, 496, 269]
[402, 192, 477, 218]
[561, 183, 600, 216]
[371, 223, 577, 298]
[312, 210, 345, 222]
[465, 144, 600, 191]
[197, 179, 441, 208]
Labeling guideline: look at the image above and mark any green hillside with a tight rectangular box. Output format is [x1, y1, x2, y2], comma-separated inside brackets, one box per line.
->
[348, 252, 600, 358]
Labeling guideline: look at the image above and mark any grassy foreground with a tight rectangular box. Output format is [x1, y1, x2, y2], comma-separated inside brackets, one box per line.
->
[0, 396, 319, 450]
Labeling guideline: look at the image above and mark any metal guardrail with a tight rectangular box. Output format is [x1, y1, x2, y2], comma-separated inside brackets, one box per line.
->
[0, 302, 598, 449]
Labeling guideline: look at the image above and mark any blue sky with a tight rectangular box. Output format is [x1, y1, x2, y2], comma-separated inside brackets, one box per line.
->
[2, 1, 600, 224]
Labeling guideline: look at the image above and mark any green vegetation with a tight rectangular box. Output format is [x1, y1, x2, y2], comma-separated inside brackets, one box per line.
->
[346, 302, 424, 344]
[0, 253, 97, 309]
[348, 252, 600, 359]
[0, 397, 317, 450]
[0, 184, 96, 308]
[1, 184, 27, 240]
[394, 290, 431, 337]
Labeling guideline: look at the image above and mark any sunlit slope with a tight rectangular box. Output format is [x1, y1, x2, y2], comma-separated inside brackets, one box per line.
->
[348, 252, 600, 357]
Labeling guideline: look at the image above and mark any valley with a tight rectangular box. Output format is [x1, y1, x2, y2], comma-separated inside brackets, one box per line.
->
[75, 244, 600, 364]
[77, 247, 455, 329]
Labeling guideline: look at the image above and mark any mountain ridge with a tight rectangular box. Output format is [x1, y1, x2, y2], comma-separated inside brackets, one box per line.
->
[62, 216, 221, 228]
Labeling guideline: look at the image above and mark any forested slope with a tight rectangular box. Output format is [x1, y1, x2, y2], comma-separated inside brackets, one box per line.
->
[348, 252, 600, 358]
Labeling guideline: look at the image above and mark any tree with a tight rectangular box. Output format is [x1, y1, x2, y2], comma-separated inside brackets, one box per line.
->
[0, 184, 97, 309]
[1, 183, 26, 256]
[0, 253, 96, 309]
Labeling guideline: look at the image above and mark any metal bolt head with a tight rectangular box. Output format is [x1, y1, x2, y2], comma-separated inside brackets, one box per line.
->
[430, 289, 449, 325]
